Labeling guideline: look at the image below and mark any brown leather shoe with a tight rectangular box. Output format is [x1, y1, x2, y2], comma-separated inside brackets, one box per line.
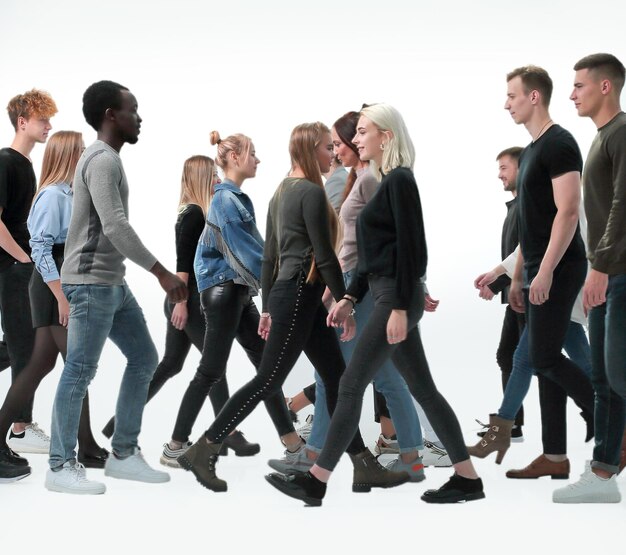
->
[506, 454, 569, 479]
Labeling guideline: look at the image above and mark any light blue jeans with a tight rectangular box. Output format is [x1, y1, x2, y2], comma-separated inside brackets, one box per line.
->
[307, 271, 423, 454]
[49, 284, 158, 468]
[498, 321, 592, 421]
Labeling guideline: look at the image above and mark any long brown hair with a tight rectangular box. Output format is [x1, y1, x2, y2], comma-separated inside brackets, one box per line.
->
[287, 122, 339, 283]
[36, 131, 83, 198]
[332, 111, 361, 203]
[178, 155, 214, 216]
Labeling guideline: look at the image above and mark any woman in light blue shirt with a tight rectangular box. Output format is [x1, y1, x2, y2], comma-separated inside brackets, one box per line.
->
[0, 131, 107, 479]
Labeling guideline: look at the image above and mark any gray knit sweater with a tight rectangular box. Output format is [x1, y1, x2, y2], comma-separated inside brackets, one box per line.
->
[61, 140, 157, 285]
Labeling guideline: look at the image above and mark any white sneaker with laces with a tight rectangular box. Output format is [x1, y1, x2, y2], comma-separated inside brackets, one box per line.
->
[373, 433, 399, 456]
[45, 461, 106, 495]
[553, 462, 621, 504]
[296, 414, 314, 441]
[7, 422, 51, 454]
[105, 448, 170, 483]
[421, 441, 452, 467]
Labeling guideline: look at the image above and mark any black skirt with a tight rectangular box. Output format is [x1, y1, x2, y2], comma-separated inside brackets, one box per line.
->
[29, 244, 64, 329]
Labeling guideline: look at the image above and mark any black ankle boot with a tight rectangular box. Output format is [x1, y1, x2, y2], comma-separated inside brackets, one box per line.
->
[421, 473, 485, 504]
[221, 430, 260, 457]
[265, 471, 326, 506]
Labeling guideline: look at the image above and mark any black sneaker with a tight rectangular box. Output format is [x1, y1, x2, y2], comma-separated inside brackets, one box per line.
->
[421, 474, 485, 504]
[0, 447, 31, 483]
[265, 471, 326, 507]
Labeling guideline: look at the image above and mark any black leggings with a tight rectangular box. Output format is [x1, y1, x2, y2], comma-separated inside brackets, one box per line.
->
[316, 277, 469, 471]
[205, 275, 366, 456]
[0, 325, 98, 451]
[173, 281, 293, 443]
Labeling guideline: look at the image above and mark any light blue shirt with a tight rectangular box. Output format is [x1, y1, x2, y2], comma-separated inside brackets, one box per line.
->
[27, 182, 72, 282]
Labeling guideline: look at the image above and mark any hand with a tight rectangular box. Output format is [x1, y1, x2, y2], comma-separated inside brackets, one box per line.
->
[583, 269, 608, 313]
[57, 296, 70, 327]
[386, 309, 407, 344]
[171, 302, 188, 330]
[508, 279, 525, 313]
[258, 314, 272, 340]
[475, 270, 498, 289]
[529, 269, 553, 305]
[478, 285, 495, 300]
[159, 272, 188, 303]
[321, 287, 334, 311]
[327, 299, 353, 328]
[18, 253, 32, 264]
[339, 314, 356, 342]
[424, 294, 440, 312]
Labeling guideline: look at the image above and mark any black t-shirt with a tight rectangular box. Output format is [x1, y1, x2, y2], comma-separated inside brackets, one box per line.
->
[175, 204, 205, 277]
[517, 125, 586, 281]
[0, 147, 36, 270]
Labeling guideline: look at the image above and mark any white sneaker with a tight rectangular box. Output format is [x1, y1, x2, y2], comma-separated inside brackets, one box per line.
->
[45, 462, 106, 495]
[296, 414, 314, 441]
[373, 433, 399, 456]
[7, 423, 50, 454]
[553, 462, 621, 503]
[105, 448, 170, 483]
[421, 441, 452, 467]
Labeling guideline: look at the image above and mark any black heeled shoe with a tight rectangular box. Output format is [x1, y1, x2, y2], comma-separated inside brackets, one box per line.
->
[265, 471, 326, 506]
[78, 447, 110, 469]
[220, 431, 260, 457]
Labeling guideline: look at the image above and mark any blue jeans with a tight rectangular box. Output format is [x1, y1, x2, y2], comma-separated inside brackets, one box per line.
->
[498, 321, 592, 421]
[307, 271, 423, 454]
[589, 274, 626, 474]
[49, 284, 158, 468]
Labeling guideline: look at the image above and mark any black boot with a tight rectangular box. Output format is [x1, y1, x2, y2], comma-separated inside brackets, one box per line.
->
[178, 438, 227, 492]
[265, 471, 326, 506]
[221, 430, 260, 457]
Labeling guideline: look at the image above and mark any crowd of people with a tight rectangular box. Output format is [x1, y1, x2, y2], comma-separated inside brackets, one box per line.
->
[0, 51, 624, 506]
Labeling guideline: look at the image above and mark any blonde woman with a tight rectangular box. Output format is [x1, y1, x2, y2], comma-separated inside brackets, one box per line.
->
[0, 131, 105, 482]
[179, 122, 408, 493]
[266, 104, 485, 506]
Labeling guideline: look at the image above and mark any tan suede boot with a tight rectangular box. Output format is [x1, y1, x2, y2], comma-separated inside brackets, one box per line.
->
[467, 414, 514, 464]
[178, 438, 227, 492]
[349, 449, 410, 492]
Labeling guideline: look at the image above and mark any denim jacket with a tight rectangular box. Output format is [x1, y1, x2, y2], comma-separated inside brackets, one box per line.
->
[194, 180, 264, 293]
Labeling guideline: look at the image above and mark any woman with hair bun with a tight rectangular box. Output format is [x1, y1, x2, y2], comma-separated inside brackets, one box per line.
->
[179, 122, 408, 493]
[266, 104, 485, 506]
[0, 131, 106, 482]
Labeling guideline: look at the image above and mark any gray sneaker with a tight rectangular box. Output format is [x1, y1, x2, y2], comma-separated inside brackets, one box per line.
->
[421, 441, 452, 467]
[105, 448, 170, 483]
[268, 446, 315, 474]
[296, 415, 314, 442]
[385, 456, 426, 482]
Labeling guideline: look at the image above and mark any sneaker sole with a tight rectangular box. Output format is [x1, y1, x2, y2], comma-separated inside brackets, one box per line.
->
[7, 445, 49, 454]
[267, 460, 313, 474]
[159, 455, 182, 469]
[0, 468, 31, 483]
[421, 490, 486, 503]
[553, 493, 621, 503]
[104, 468, 170, 483]
[264, 474, 322, 506]
[177, 455, 227, 492]
[45, 481, 106, 495]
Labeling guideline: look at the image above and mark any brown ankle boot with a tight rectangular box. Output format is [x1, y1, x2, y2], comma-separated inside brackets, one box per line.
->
[467, 414, 514, 464]
[349, 449, 410, 493]
[178, 438, 227, 492]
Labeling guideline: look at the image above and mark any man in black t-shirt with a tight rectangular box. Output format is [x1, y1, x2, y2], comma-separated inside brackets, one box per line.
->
[501, 66, 594, 480]
[0, 90, 57, 478]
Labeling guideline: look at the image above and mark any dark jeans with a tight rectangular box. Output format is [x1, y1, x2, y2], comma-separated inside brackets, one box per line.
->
[588, 274, 626, 474]
[173, 281, 293, 443]
[316, 277, 469, 471]
[0, 262, 35, 423]
[525, 258, 595, 454]
[496, 306, 526, 427]
[205, 275, 366, 456]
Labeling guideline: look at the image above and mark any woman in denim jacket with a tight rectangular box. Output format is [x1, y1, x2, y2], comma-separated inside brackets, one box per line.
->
[171, 131, 297, 470]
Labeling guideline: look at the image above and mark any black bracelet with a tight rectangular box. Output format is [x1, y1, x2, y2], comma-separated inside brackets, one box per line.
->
[342, 296, 356, 308]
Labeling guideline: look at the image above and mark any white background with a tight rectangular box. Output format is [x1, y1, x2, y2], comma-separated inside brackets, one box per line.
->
[1, 0, 625, 552]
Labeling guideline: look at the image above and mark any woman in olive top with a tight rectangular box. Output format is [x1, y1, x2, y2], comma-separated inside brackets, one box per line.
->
[266, 104, 485, 506]
[179, 122, 408, 493]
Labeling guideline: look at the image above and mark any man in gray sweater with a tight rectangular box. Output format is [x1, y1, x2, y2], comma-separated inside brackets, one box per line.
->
[45, 81, 187, 495]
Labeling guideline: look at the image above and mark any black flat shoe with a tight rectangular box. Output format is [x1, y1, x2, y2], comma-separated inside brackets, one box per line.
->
[0, 446, 29, 467]
[77, 448, 110, 469]
[265, 471, 326, 507]
[421, 474, 485, 504]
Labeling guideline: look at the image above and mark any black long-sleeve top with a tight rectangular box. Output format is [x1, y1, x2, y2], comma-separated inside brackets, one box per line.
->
[346, 167, 427, 310]
[175, 204, 205, 276]
[488, 197, 519, 303]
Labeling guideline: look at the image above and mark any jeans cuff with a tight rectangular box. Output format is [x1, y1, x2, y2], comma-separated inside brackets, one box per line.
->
[591, 460, 620, 475]
[400, 444, 424, 454]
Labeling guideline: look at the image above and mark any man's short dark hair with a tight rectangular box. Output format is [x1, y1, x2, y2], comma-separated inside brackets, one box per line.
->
[574, 53, 625, 95]
[507, 65, 553, 107]
[82, 80, 129, 131]
[496, 146, 523, 164]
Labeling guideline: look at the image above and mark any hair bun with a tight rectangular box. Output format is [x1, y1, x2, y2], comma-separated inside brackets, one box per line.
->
[210, 130, 221, 146]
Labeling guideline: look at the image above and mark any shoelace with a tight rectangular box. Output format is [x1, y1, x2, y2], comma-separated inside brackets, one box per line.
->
[28, 422, 50, 440]
[424, 441, 448, 457]
[69, 462, 89, 482]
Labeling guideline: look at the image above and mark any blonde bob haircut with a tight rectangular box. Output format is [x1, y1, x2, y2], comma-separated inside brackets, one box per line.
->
[360, 103, 415, 179]
[178, 155, 215, 216]
[36, 131, 83, 199]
